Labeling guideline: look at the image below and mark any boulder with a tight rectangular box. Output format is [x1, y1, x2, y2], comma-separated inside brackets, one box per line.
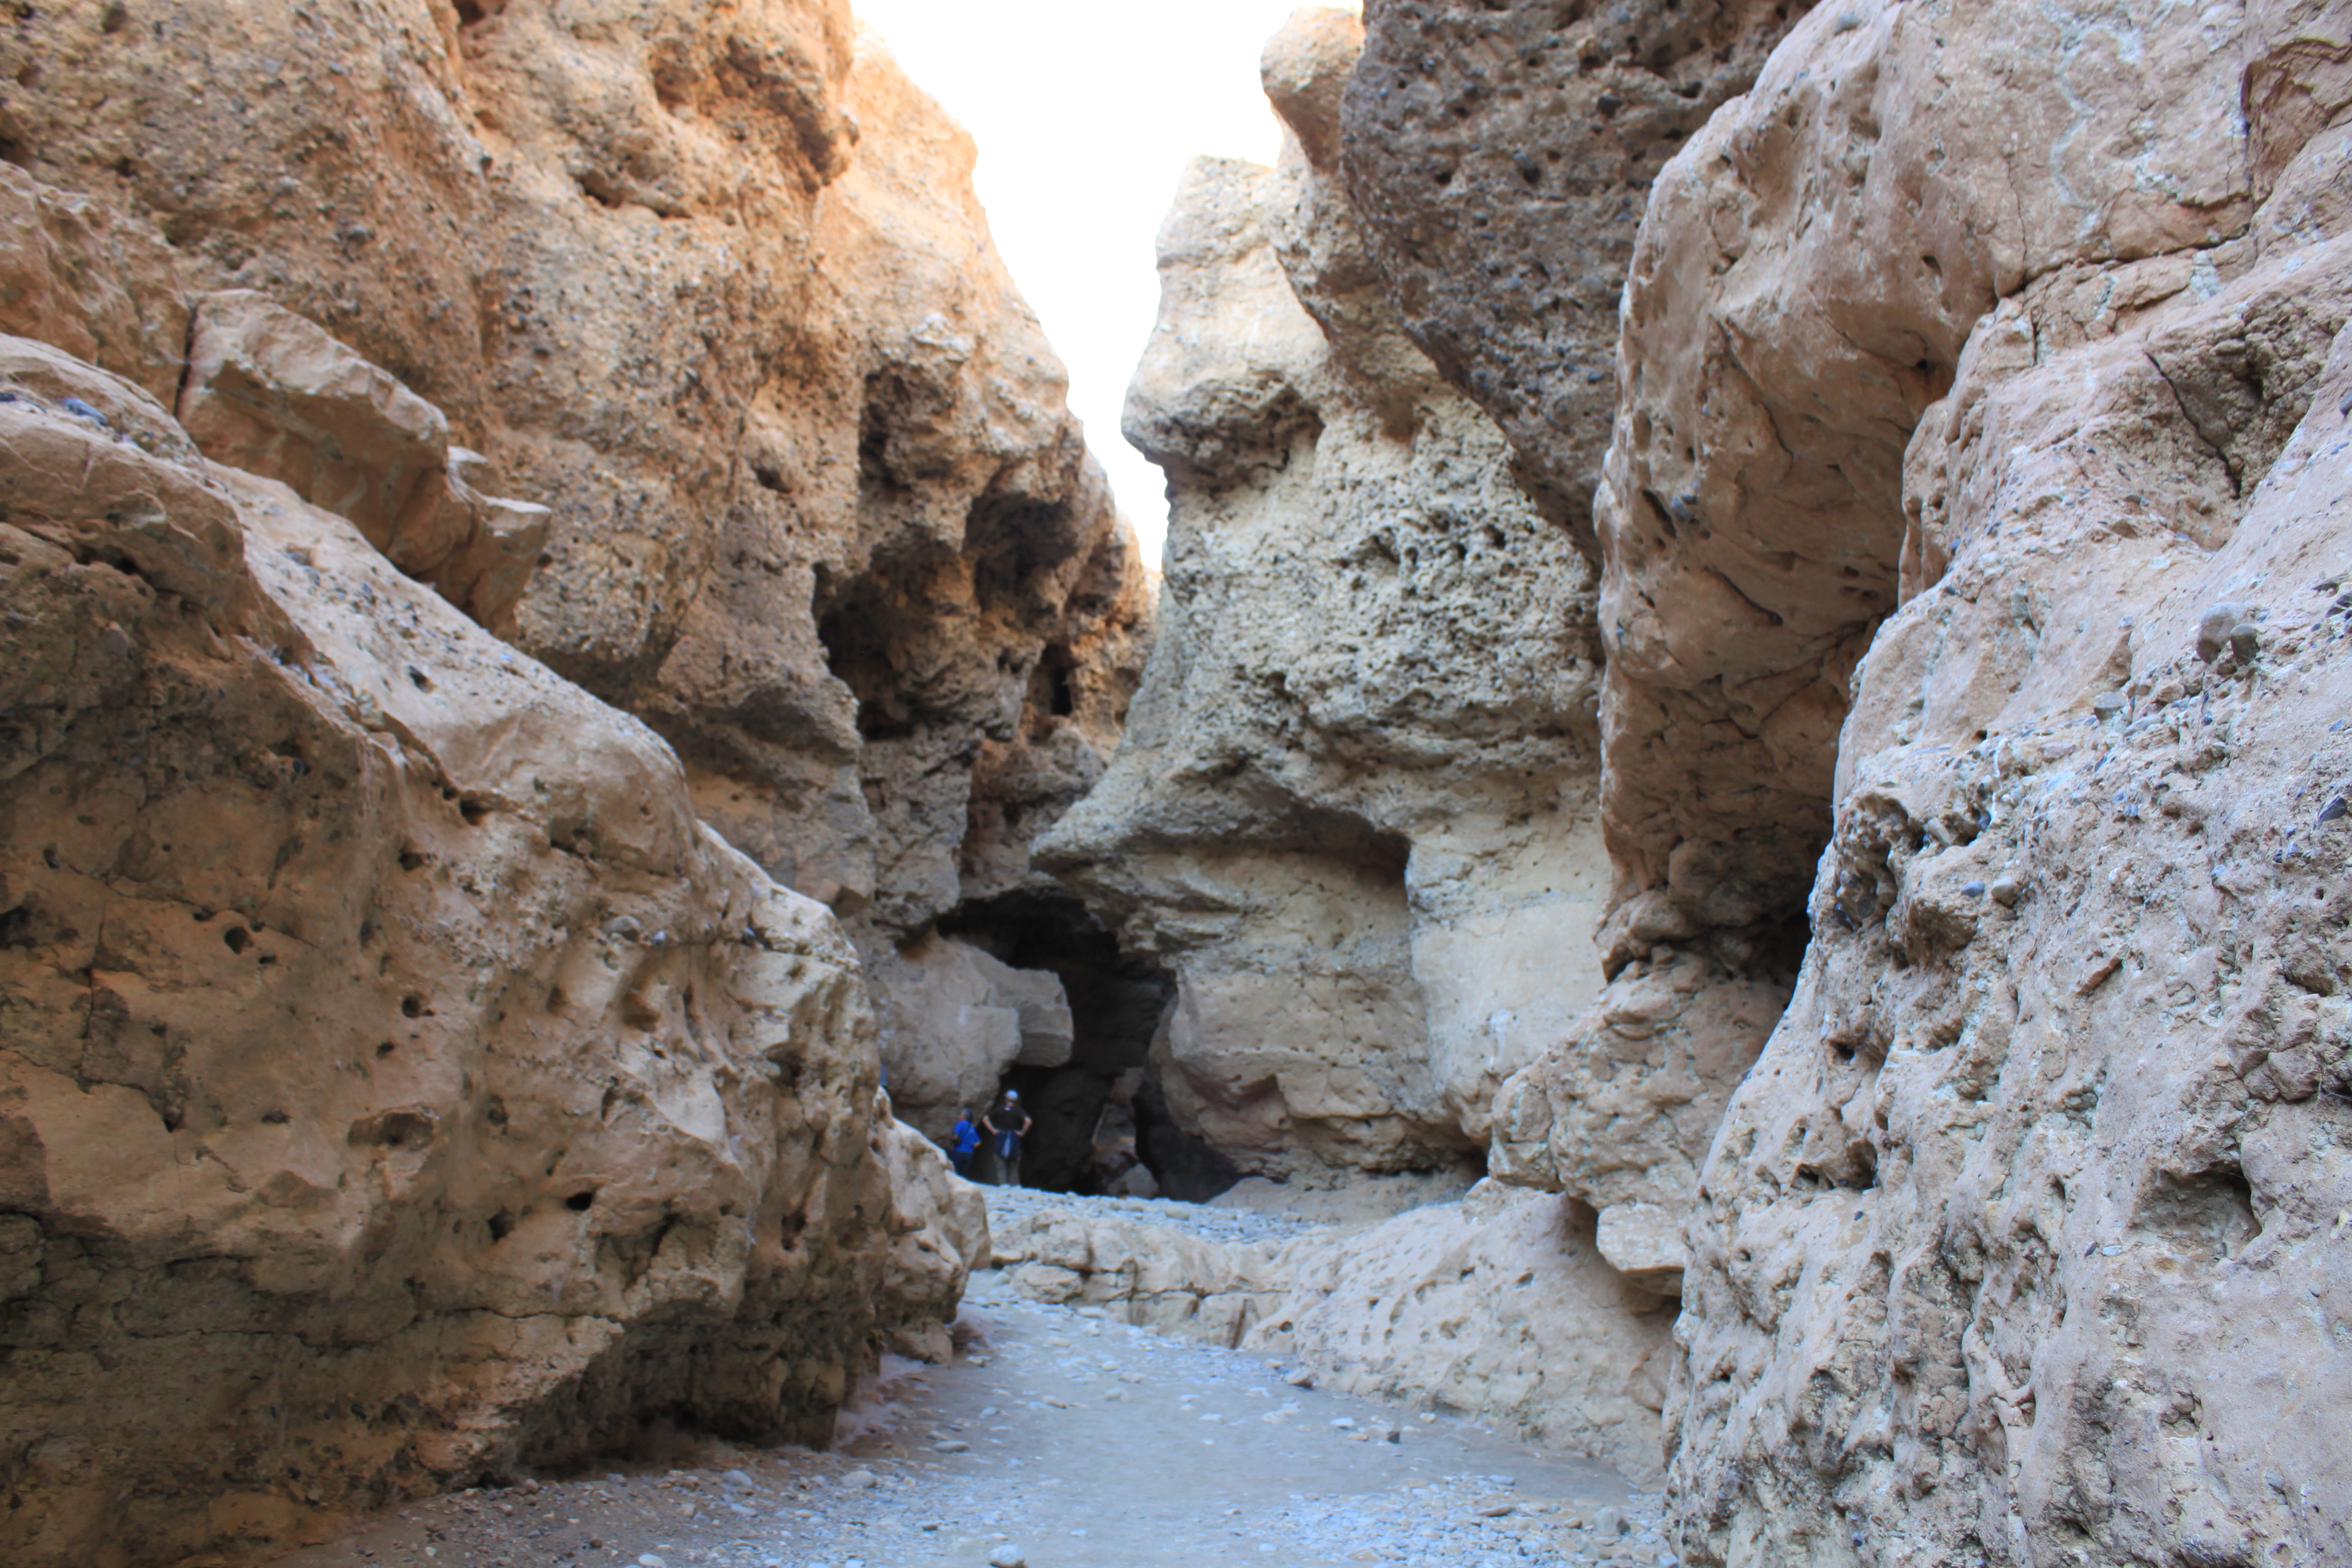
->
[0, 334, 930, 1567]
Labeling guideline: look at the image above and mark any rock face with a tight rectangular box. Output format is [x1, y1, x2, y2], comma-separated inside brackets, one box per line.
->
[0, 308, 952, 1565]
[0, 0, 1155, 1148]
[0, 0, 1130, 1549]
[1630, 4, 2352, 1563]
[1041, 10, 1609, 1180]
[1341, 0, 1810, 552]
[1252, 1184, 1675, 1485]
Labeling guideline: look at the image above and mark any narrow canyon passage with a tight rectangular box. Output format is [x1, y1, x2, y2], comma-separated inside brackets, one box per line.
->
[4, 1, 2348, 1564]
[271, 1190, 1666, 1568]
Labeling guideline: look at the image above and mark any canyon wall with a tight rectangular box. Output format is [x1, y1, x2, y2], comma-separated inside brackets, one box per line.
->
[1632, 4, 2352, 1564]
[1335, 0, 2352, 1557]
[0, 269, 959, 1564]
[0, 0, 1148, 1560]
[1041, 9, 1611, 1183]
[1077, 0, 2352, 1548]
[0, 0, 1156, 1150]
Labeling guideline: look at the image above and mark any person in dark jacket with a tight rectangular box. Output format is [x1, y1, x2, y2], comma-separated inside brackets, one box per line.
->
[979, 1090, 1032, 1187]
[947, 1109, 980, 1178]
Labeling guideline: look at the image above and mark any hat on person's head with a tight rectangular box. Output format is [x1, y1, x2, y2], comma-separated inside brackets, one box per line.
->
[1006, 1090, 1021, 1101]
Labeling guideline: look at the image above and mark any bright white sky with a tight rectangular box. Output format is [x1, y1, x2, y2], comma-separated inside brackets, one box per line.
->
[852, 0, 1345, 565]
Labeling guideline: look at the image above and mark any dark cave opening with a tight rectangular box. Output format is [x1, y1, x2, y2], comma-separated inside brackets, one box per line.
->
[939, 887, 1234, 1202]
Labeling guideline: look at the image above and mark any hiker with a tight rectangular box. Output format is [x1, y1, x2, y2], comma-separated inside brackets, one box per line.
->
[980, 1089, 1033, 1187]
[947, 1108, 980, 1179]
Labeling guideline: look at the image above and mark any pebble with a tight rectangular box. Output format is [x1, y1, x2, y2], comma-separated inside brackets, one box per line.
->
[839, 1469, 878, 1490]
[986, 1546, 1027, 1568]
[2196, 601, 2249, 663]
[1596, 1505, 1626, 1537]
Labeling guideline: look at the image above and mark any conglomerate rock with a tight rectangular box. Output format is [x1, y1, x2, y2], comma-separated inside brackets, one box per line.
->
[1525, 1, 2352, 1563]
[1341, 0, 1811, 553]
[0, 320, 963, 1566]
[1250, 1183, 1676, 1484]
[0, 0, 1155, 1142]
[1041, 10, 1610, 1179]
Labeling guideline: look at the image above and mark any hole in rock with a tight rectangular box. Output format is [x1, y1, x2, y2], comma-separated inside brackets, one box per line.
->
[566, 1188, 597, 1211]
[2135, 1163, 2260, 1266]
[930, 887, 1245, 1199]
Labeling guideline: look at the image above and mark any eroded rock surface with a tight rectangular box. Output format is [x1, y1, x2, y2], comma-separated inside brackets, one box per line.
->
[1042, 11, 1609, 1179]
[0, 0, 1155, 1144]
[1341, 0, 1810, 551]
[0, 325, 954, 1566]
[1573, 2, 2352, 1563]
[1252, 1183, 1676, 1485]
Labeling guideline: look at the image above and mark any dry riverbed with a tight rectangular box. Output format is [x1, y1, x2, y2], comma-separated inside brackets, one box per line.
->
[275, 1196, 1672, 1568]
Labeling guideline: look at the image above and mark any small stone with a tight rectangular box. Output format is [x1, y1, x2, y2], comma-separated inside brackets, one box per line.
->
[1989, 876, 2021, 906]
[2317, 795, 2348, 827]
[2229, 621, 2260, 660]
[1960, 880, 1987, 898]
[1478, 1502, 1517, 1517]
[59, 396, 112, 428]
[1282, 1368, 1316, 1388]
[840, 1469, 878, 1490]
[723, 1468, 758, 1489]
[1596, 1506, 1627, 1537]
[637, 1557, 668, 1568]
[2196, 601, 2248, 663]
[933, 1439, 971, 1453]
[1330, 1417, 1357, 1429]
[986, 1546, 1027, 1568]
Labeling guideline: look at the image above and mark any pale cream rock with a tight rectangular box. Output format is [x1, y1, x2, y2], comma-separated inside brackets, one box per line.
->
[1249, 1185, 1677, 1485]
[1043, 12, 1608, 1176]
[1592, 3, 2352, 1565]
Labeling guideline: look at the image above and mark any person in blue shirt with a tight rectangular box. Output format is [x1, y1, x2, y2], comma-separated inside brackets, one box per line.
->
[947, 1109, 980, 1178]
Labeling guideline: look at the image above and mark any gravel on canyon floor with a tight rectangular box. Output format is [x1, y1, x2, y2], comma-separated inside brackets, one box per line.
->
[273, 1191, 1670, 1568]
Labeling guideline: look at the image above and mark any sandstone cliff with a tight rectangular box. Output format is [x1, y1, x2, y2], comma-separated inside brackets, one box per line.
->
[1057, 0, 2352, 1547]
[1630, 4, 2352, 1563]
[1342, 0, 1809, 555]
[0, 0, 1156, 1150]
[0, 0, 1156, 1558]
[0, 286, 958, 1565]
[1041, 9, 1611, 1183]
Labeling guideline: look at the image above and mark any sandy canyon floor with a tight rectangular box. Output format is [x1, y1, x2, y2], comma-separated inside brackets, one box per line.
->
[271, 1191, 1671, 1568]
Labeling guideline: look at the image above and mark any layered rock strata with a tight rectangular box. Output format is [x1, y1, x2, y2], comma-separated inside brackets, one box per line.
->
[1633, 4, 2352, 1563]
[0, 0, 1155, 1148]
[1042, 9, 1610, 1179]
